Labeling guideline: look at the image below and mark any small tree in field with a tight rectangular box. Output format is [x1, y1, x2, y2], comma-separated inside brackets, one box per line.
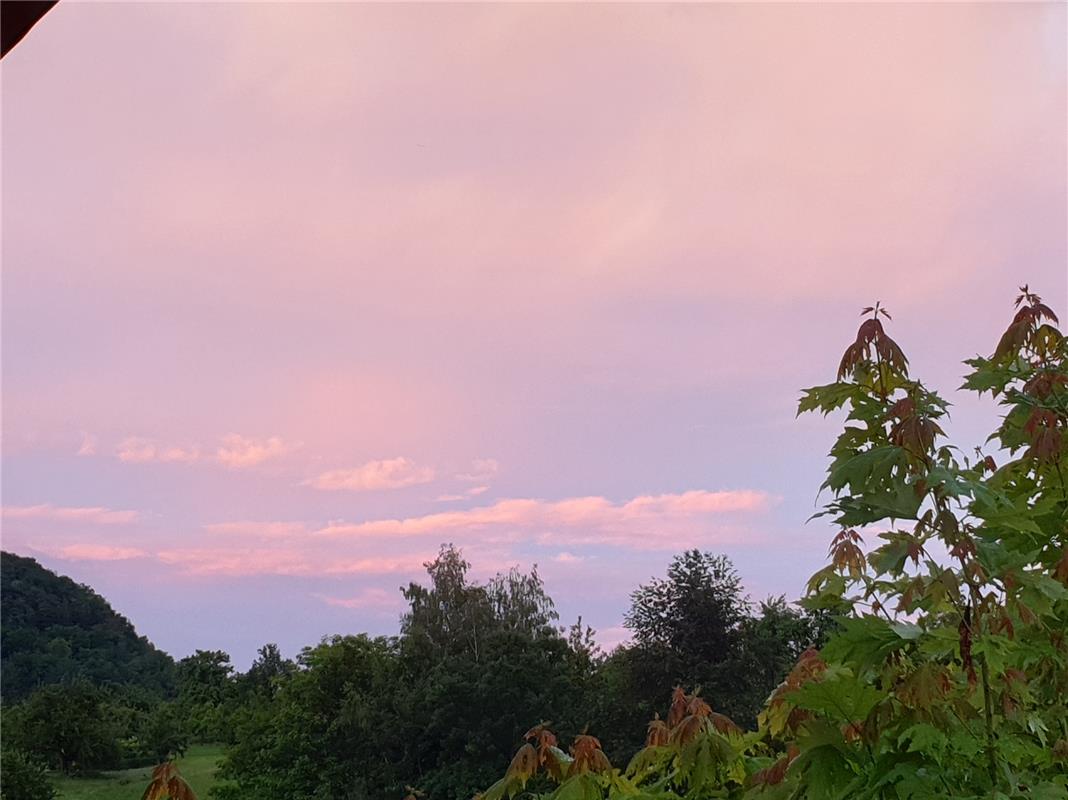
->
[480, 287, 1067, 799]
[4, 682, 119, 774]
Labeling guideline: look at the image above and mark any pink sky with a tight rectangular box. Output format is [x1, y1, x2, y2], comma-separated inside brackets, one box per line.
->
[2, 1, 1065, 666]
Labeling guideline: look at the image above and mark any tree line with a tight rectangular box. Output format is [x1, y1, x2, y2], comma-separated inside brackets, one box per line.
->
[0, 547, 827, 800]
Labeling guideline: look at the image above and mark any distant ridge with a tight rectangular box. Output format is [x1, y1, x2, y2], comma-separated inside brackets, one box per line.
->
[1, 551, 176, 700]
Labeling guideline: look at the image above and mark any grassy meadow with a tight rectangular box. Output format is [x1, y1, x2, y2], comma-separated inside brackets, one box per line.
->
[52, 745, 223, 800]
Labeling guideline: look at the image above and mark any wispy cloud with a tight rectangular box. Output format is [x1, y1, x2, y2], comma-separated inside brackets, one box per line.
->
[216, 434, 293, 469]
[41, 544, 147, 561]
[323, 555, 430, 576]
[156, 548, 316, 577]
[304, 457, 436, 492]
[156, 548, 427, 577]
[317, 489, 774, 549]
[77, 432, 98, 456]
[2, 504, 140, 525]
[456, 458, 499, 483]
[117, 437, 200, 464]
[313, 588, 403, 611]
[437, 485, 490, 502]
[204, 520, 309, 538]
[113, 434, 294, 468]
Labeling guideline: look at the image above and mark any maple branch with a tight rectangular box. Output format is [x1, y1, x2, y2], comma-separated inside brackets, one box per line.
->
[979, 654, 999, 790]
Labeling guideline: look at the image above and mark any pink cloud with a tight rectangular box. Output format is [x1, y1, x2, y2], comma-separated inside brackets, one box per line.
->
[204, 521, 309, 538]
[155, 547, 428, 577]
[313, 588, 403, 610]
[456, 458, 499, 483]
[304, 457, 436, 491]
[317, 489, 773, 549]
[76, 432, 97, 456]
[41, 544, 147, 561]
[554, 552, 583, 564]
[215, 434, 292, 469]
[113, 434, 293, 468]
[116, 437, 200, 464]
[2, 504, 140, 525]
[322, 555, 430, 576]
[156, 547, 315, 577]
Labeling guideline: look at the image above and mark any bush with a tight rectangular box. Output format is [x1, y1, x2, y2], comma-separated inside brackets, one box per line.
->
[0, 749, 56, 800]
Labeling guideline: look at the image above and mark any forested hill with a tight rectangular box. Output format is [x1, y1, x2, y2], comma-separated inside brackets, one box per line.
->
[0, 551, 176, 700]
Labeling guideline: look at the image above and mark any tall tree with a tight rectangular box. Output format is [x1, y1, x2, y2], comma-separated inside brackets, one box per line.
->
[400, 544, 494, 661]
[240, 643, 296, 701]
[176, 650, 234, 741]
[623, 550, 751, 717]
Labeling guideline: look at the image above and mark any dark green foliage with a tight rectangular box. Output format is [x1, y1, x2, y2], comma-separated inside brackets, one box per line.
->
[0, 748, 56, 800]
[213, 634, 402, 800]
[176, 650, 236, 742]
[137, 701, 190, 764]
[237, 643, 295, 702]
[624, 551, 749, 716]
[0, 552, 176, 701]
[607, 551, 830, 737]
[215, 546, 597, 800]
[3, 682, 121, 774]
[2, 549, 828, 799]
[730, 597, 837, 724]
[213, 544, 819, 800]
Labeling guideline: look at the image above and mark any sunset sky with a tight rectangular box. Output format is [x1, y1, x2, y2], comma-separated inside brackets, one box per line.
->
[2, 1, 1065, 667]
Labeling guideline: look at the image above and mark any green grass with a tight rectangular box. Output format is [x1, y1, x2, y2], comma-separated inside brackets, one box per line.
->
[52, 745, 224, 800]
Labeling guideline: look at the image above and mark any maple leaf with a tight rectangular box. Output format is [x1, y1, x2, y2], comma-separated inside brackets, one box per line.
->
[569, 735, 611, 774]
[668, 714, 705, 746]
[645, 715, 670, 747]
[503, 744, 537, 782]
[666, 686, 689, 728]
[686, 694, 712, 719]
[896, 663, 953, 707]
[1053, 739, 1068, 763]
[829, 529, 866, 576]
[750, 744, 799, 787]
[1023, 408, 1063, 463]
[1023, 371, 1068, 399]
[1053, 547, 1068, 586]
[709, 711, 742, 736]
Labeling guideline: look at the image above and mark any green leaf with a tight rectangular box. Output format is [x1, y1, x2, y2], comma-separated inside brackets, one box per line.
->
[821, 617, 906, 672]
[824, 447, 904, 494]
[890, 622, 923, 641]
[798, 383, 859, 416]
[789, 671, 885, 723]
[897, 723, 947, 765]
[548, 773, 603, 800]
